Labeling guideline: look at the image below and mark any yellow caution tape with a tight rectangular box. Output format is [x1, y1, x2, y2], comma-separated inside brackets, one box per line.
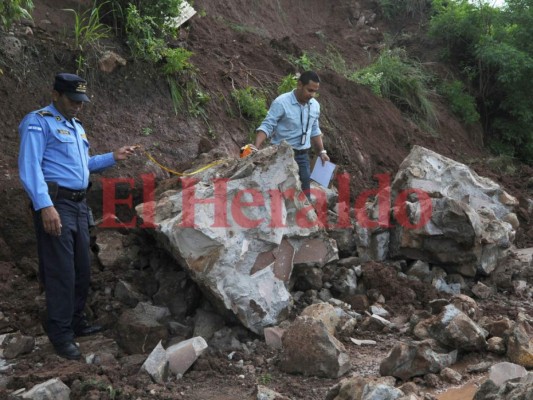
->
[140, 147, 225, 177]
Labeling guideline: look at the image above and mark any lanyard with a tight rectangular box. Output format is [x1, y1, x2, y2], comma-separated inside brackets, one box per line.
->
[300, 103, 311, 145]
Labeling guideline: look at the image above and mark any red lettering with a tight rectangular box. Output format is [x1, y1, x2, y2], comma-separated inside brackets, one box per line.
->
[268, 189, 288, 228]
[140, 173, 156, 228]
[231, 188, 265, 228]
[334, 173, 351, 228]
[180, 177, 230, 228]
[101, 177, 136, 228]
[295, 190, 320, 229]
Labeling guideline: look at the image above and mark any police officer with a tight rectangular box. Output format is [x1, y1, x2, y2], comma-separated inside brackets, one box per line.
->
[18, 73, 137, 360]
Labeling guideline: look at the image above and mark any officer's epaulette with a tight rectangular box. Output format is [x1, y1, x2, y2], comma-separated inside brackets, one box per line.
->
[36, 110, 54, 117]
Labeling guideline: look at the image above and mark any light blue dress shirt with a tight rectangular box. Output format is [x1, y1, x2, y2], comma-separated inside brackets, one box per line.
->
[257, 90, 321, 150]
[18, 103, 116, 210]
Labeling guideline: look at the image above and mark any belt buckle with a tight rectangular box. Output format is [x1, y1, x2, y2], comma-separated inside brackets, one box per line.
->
[72, 191, 84, 201]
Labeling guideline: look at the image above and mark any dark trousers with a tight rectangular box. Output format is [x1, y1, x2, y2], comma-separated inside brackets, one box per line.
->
[33, 198, 90, 345]
[294, 152, 311, 195]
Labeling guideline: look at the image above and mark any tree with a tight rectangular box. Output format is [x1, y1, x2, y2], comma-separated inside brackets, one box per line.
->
[430, 0, 533, 163]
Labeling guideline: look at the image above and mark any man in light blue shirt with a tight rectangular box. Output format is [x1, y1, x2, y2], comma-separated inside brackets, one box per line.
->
[18, 73, 137, 360]
[254, 71, 330, 196]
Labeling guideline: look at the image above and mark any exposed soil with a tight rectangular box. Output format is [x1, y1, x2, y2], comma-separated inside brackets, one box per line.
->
[0, 1, 532, 399]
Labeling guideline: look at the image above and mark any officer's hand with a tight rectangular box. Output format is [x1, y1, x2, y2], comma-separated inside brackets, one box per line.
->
[319, 152, 330, 165]
[114, 145, 139, 161]
[41, 206, 62, 236]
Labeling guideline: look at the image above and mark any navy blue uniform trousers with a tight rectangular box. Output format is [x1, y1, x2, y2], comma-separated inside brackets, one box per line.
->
[33, 198, 90, 345]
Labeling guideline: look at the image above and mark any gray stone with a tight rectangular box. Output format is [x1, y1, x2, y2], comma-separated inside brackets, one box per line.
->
[389, 146, 517, 276]
[140, 341, 169, 383]
[139, 142, 339, 334]
[379, 340, 458, 381]
[167, 336, 208, 376]
[21, 378, 70, 400]
[488, 362, 527, 386]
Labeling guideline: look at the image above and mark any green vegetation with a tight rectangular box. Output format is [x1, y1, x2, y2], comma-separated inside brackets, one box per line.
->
[63, 1, 110, 51]
[293, 52, 313, 71]
[350, 48, 438, 128]
[79, 379, 120, 399]
[124, 4, 167, 62]
[485, 154, 518, 175]
[4, 0, 531, 163]
[429, 0, 533, 163]
[0, 0, 33, 30]
[277, 74, 298, 95]
[231, 87, 268, 132]
[437, 79, 479, 124]
[114, 0, 207, 118]
[289, 47, 350, 77]
[232, 87, 268, 123]
[258, 373, 272, 385]
[378, 0, 431, 20]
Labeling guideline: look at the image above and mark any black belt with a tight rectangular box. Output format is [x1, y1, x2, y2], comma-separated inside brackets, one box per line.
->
[293, 148, 309, 155]
[57, 186, 87, 202]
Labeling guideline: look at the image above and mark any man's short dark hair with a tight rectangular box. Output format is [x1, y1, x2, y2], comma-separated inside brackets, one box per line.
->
[299, 71, 320, 85]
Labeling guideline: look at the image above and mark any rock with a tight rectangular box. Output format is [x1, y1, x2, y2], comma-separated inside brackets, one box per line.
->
[280, 316, 350, 378]
[140, 142, 339, 334]
[98, 51, 127, 73]
[263, 326, 285, 349]
[427, 305, 487, 351]
[21, 378, 70, 400]
[325, 376, 366, 400]
[2, 333, 34, 359]
[379, 340, 458, 381]
[300, 302, 340, 335]
[116, 302, 170, 354]
[140, 341, 169, 383]
[440, 367, 462, 384]
[488, 362, 527, 386]
[506, 317, 533, 368]
[389, 146, 517, 277]
[167, 336, 208, 376]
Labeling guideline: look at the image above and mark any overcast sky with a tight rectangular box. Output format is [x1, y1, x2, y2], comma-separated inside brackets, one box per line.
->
[470, 0, 506, 7]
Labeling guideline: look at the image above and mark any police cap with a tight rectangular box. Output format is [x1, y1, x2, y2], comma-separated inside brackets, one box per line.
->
[53, 73, 90, 102]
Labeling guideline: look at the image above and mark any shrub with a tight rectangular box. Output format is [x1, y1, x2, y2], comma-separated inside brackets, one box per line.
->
[0, 0, 33, 30]
[378, 0, 431, 20]
[350, 49, 438, 127]
[437, 79, 479, 124]
[162, 47, 193, 75]
[63, 1, 110, 51]
[231, 87, 268, 127]
[277, 74, 298, 95]
[124, 4, 167, 62]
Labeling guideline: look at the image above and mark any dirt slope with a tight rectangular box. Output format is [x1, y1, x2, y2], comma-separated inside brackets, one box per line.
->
[0, 0, 532, 399]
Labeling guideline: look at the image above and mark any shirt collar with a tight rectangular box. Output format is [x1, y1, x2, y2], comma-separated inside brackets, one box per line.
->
[290, 90, 314, 107]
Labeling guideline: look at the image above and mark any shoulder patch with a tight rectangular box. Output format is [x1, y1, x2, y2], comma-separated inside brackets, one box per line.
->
[36, 110, 53, 117]
[28, 125, 43, 132]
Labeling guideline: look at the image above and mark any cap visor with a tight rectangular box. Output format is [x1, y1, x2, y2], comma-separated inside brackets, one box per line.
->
[65, 92, 90, 103]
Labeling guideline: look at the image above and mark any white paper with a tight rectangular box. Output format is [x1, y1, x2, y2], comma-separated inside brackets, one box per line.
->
[168, 2, 197, 28]
[310, 160, 336, 188]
